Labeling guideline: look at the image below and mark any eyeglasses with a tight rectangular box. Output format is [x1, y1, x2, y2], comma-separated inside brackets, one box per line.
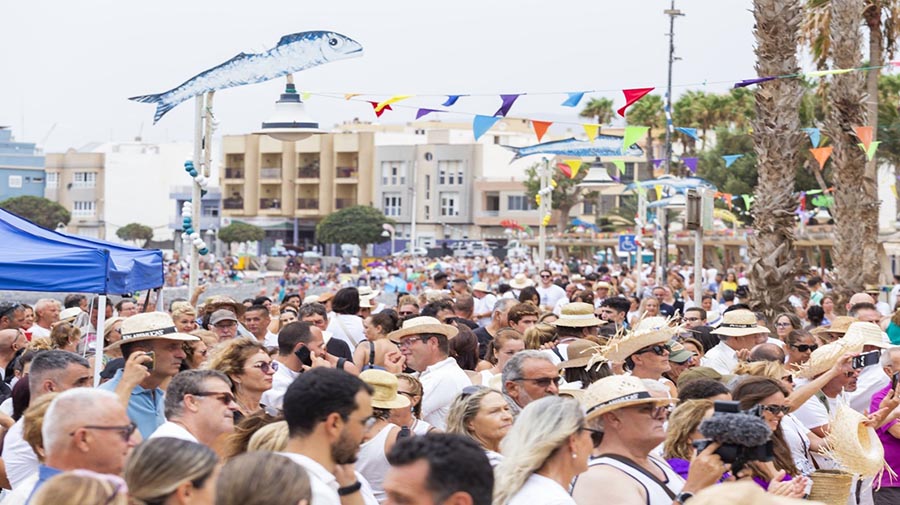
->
[191, 391, 237, 406]
[395, 336, 430, 349]
[844, 370, 860, 378]
[790, 344, 818, 353]
[581, 426, 603, 436]
[251, 361, 279, 373]
[635, 344, 669, 357]
[213, 321, 237, 328]
[513, 376, 561, 388]
[461, 385, 486, 397]
[775, 322, 793, 328]
[71, 422, 137, 442]
[398, 311, 417, 316]
[761, 404, 790, 416]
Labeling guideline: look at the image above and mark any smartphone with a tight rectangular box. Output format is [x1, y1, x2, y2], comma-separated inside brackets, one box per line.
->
[852, 351, 880, 369]
[142, 351, 155, 371]
[892, 371, 899, 391]
[294, 346, 312, 367]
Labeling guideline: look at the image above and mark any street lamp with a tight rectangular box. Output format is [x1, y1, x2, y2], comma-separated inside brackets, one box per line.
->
[256, 75, 323, 142]
[382, 223, 395, 256]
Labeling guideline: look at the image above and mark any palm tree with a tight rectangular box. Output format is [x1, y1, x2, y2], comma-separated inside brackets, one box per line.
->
[579, 98, 614, 125]
[626, 94, 665, 172]
[747, 0, 805, 319]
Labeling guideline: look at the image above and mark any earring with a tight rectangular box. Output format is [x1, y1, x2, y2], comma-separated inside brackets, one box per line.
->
[572, 452, 577, 459]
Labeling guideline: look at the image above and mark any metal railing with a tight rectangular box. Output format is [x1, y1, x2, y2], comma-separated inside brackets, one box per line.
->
[224, 168, 244, 179]
[297, 198, 319, 210]
[335, 198, 354, 209]
[260, 198, 281, 210]
[260, 167, 281, 179]
[223, 199, 244, 210]
[336, 166, 358, 178]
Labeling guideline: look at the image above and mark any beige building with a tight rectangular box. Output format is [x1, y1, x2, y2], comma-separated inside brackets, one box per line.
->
[44, 150, 106, 238]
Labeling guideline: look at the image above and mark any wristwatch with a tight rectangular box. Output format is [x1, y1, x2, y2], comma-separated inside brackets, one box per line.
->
[338, 481, 362, 496]
[675, 492, 694, 504]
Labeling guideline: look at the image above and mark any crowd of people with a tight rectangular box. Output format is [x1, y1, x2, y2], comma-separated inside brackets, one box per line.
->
[0, 260, 897, 505]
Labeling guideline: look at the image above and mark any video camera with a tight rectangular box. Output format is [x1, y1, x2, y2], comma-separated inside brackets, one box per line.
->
[693, 401, 775, 474]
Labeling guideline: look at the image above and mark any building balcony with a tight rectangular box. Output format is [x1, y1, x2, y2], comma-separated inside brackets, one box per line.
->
[223, 199, 244, 210]
[335, 166, 358, 180]
[259, 167, 281, 180]
[260, 198, 282, 210]
[297, 166, 320, 179]
[297, 198, 319, 210]
[335, 198, 354, 209]
[224, 167, 244, 179]
[480, 210, 500, 217]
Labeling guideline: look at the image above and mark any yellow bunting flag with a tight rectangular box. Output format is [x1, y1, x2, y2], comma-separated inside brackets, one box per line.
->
[892, 184, 898, 199]
[806, 69, 853, 78]
[535, 194, 542, 206]
[564, 160, 583, 179]
[375, 95, 413, 113]
[344, 93, 361, 100]
[622, 126, 649, 151]
[550, 179, 558, 188]
[612, 160, 626, 175]
[582, 124, 600, 142]
[532, 121, 553, 142]
[809, 146, 833, 170]
[654, 185, 663, 200]
[855, 126, 874, 151]
[858, 141, 880, 161]
[301, 92, 312, 101]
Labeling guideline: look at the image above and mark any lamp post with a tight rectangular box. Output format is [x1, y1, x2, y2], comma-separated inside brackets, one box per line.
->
[382, 223, 395, 256]
[538, 158, 552, 268]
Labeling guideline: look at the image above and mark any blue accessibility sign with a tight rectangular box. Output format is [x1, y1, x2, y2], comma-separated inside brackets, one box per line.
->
[618, 234, 637, 253]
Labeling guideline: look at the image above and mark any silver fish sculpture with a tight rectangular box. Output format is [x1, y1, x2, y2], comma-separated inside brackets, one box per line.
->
[502, 135, 644, 161]
[130, 30, 363, 124]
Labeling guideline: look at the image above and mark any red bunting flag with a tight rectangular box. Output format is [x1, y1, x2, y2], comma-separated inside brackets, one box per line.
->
[368, 102, 392, 118]
[532, 121, 552, 142]
[556, 162, 572, 178]
[617, 87, 655, 117]
[809, 146, 833, 170]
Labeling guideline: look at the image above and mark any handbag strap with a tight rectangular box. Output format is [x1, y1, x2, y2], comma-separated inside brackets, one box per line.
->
[597, 453, 677, 500]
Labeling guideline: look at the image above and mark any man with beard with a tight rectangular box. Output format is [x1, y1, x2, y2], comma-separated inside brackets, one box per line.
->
[280, 368, 379, 505]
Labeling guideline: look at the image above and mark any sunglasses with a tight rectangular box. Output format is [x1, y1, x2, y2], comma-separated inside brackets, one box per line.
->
[775, 322, 793, 328]
[71, 422, 137, 442]
[0, 303, 21, 318]
[252, 361, 279, 373]
[461, 385, 487, 398]
[514, 376, 561, 388]
[761, 404, 790, 415]
[398, 311, 417, 316]
[540, 274, 551, 278]
[791, 344, 818, 353]
[192, 391, 237, 406]
[635, 344, 669, 357]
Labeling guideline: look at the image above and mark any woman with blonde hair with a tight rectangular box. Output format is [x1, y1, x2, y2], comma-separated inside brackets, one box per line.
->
[662, 399, 715, 479]
[493, 396, 592, 505]
[124, 437, 218, 505]
[446, 386, 513, 466]
[388, 373, 435, 435]
[49, 324, 80, 353]
[475, 328, 525, 383]
[522, 323, 556, 350]
[206, 338, 275, 419]
[171, 302, 199, 334]
[247, 420, 289, 452]
[630, 297, 660, 326]
[31, 471, 128, 505]
[216, 452, 311, 505]
[102, 317, 126, 360]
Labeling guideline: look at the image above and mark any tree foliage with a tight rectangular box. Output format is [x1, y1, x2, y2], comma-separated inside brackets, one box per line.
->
[523, 161, 594, 231]
[0, 195, 70, 230]
[218, 222, 265, 244]
[579, 98, 615, 125]
[316, 205, 394, 249]
[116, 223, 154, 247]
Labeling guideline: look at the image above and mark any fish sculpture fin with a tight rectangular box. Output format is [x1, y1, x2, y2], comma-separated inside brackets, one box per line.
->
[129, 93, 177, 124]
[498, 144, 523, 162]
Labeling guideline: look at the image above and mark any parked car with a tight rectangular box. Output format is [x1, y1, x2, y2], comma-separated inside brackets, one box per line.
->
[392, 247, 428, 258]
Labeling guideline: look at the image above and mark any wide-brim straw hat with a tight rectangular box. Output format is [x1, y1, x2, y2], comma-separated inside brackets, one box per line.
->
[570, 274, 585, 283]
[472, 282, 492, 293]
[302, 295, 320, 304]
[509, 274, 534, 290]
[357, 286, 381, 299]
[105, 312, 198, 350]
[360, 369, 411, 409]
[359, 296, 374, 309]
[689, 481, 823, 505]
[794, 340, 854, 379]
[316, 292, 334, 304]
[711, 309, 770, 337]
[582, 375, 677, 421]
[603, 316, 680, 362]
[811, 316, 856, 336]
[821, 401, 891, 479]
[201, 295, 245, 317]
[387, 316, 458, 341]
[553, 302, 605, 328]
[558, 339, 606, 370]
[838, 321, 891, 350]
[59, 307, 82, 323]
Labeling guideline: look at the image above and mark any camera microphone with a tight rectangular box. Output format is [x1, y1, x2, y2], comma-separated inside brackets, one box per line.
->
[699, 413, 772, 447]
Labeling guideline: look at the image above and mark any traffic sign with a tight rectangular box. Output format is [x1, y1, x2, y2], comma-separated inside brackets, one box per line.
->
[618, 234, 637, 253]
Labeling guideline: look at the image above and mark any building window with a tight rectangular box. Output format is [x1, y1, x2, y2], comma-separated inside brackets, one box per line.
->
[73, 172, 96, 188]
[425, 175, 431, 199]
[383, 194, 403, 217]
[380, 161, 407, 186]
[437, 160, 464, 185]
[8, 176, 22, 189]
[201, 206, 219, 218]
[486, 193, 500, 212]
[507, 195, 534, 211]
[47, 173, 58, 188]
[73, 201, 96, 217]
[440, 192, 460, 217]
[583, 200, 595, 214]
[424, 205, 430, 220]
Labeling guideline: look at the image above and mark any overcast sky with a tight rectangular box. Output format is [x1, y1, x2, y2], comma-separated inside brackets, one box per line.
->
[1, 0, 763, 152]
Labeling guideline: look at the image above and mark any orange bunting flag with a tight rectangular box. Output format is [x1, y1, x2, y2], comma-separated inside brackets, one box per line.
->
[532, 121, 553, 142]
[617, 87, 655, 117]
[855, 126, 874, 151]
[809, 146, 833, 170]
[582, 124, 600, 142]
[563, 160, 583, 179]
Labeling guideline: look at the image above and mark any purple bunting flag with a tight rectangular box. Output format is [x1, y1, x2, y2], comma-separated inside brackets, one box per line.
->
[416, 108, 440, 120]
[682, 157, 699, 173]
[734, 76, 777, 88]
[561, 92, 586, 107]
[442, 95, 462, 107]
[652, 159, 664, 168]
[494, 94, 521, 117]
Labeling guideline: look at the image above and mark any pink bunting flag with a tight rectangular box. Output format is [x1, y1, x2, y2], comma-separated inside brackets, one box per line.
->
[532, 121, 552, 142]
[494, 94, 521, 117]
[617, 87, 654, 117]
[556, 162, 572, 178]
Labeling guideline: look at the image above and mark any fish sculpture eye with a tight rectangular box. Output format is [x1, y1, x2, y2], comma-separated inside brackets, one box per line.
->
[329, 37, 341, 47]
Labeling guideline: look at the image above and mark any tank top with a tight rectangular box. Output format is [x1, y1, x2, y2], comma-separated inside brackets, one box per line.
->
[478, 369, 496, 386]
[411, 418, 433, 436]
[357, 423, 395, 503]
[587, 455, 684, 505]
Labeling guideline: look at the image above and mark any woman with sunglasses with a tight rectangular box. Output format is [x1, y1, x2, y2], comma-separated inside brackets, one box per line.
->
[785, 329, 817, 367]
[388, 373, 435, 436]
[206, 339, 276, 421]
[181, 331, 216, 371]
[446, 386, 513, 466]
[102, 317, 126, 362]
[773, 313, 802, 342]
[125, 437, 219, 505]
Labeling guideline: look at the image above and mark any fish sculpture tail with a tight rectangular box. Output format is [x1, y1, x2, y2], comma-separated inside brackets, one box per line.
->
[499, 144, 523, 162]
[129, 93, 177, 124]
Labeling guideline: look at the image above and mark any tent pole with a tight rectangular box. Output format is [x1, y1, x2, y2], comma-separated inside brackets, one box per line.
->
[93, 294, 107, 387]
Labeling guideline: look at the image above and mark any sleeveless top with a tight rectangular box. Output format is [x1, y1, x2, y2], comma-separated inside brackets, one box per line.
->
[411, 418, 433, 436]
[587, 455, 684, 505]
[357, 423, 396, 503]
[478, 369, 496, 386]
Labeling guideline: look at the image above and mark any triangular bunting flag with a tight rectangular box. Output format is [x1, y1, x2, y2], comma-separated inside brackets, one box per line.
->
[416, 108, 440, 119]
[741, 194, 753, 210]
[494, 94, 521, 117]
[892, 184, 898, 199]
[617, 87, 655, 117]
[442, 95, 462, 107]
[532, 121, 552, 142]
[652, 159, 664, 168]
[563, 160, 583, 179]
[734, 76, 776, 88]
[858, 141, 881, 161]
[344, 93, 361, 100]
[722, 154, 744, 168]
[561, 92, 585, 107]
[675, 127, 699, 141]
[301, 92, 312, 101]
[855, 126, 874, 151]
[802, 127, 821, 148]
[369, 101, 392, 117]
[654, 185, 663, 200]
[723, 194, 733, 209]
[682, 157, 699, 174]
[623, 126, 649, 151]
[556, 162, 572, 178]
[806, 69, 853, 78]
[810, 146, 833, 170]
[473, 115, 501, 141]
[375, 95, 412, 113]
[612, 160, 626, 175]
[583, 124, 600, 142]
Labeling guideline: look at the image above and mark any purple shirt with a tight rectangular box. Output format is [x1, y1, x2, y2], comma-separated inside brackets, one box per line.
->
[870, 384, 900, 488]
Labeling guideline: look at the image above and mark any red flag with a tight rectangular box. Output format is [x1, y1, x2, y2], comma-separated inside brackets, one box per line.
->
[556, 162, 572, 178]
[532, 121, 552, 142]
[617, 87, 655, 117]
[368, 101, 392, 118]
[854, 126, 874, 150]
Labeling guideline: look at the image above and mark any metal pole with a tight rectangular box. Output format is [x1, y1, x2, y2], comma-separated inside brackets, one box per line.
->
[92, 295, 107, 387]
[693, 228, 703, 304]
[635, 190, 646, 297]
[409, 158, 417, 252]
[188, 96, 203, 296]
[661, 1, 682, 285]
[538, 158, 549, 267]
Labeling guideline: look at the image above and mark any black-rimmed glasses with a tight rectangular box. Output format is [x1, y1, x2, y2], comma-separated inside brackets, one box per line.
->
[70, 422, 137, 442]
[790, 344, 818, 353]
[635, 344, 669, 356]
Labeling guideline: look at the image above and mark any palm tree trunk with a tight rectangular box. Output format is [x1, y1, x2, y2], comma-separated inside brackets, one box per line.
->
[826, 0, 879, 305]
[748, 0, 804, 320]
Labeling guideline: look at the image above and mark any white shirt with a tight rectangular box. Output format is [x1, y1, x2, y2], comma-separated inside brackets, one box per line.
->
[700, 341, 739, 375]
[2, 419, 37, 489]
[848, 366, 890, 414]
[537, 284, 567, 309]
[148, 421, 199, 443]
[474, 293, 497, 327]
[781, 413, 816, 476]
[327, 314, 366, 348]
[260, 359, 301, 411]
[418, 357, 471, 430]
[278, 452, 378, 505]
[263, 331, 279, 350]
[26, 324, 50, 339]
[508, 473, 575, 505]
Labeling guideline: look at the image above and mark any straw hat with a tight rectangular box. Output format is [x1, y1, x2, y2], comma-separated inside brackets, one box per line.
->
[105, 312, 198, 350]
[838, 321, 890, 350]
[509, 274, 534, 290]
[603, 316, 680, 362]
[811, 316, 856, 337]
[59, 307, 82, 324]
[570, 274, 585, 283]
[359, 296, 374, 309]
[711, 309, 769, 337]
[302, 295, 320, 304]
[472, 282, 492, 293]
[316, 292, 335, 304]
[359, 369, 411, 409]
[358, 286, 381, 299]
[553, 302, 605, 328]
[821, 401, 891, 478]
[689, 481, 823, 505]
[582, 375, 677, 421]
[794, 340, 853, 379]
[558, 339, 606, 370]
[386, 316, 458, 341]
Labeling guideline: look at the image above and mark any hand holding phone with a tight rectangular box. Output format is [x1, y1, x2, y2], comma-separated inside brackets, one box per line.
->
[295, 345, 312, 367]
[892, 371, 899, 392]
[142, 351, 155, 371]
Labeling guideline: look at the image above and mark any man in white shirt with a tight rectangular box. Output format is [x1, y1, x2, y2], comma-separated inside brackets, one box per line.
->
[472, 283, 497, 328]
[243, 304, 278, 349]
[389, 316, 468, 430]
[149, 369, 237, 446]
[28, 299, 59, 339]
[700, 309, 767, 375]
[261, 321, 329, 411]
[536, 269, 567, 310]
[280, 368, 379, 505]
